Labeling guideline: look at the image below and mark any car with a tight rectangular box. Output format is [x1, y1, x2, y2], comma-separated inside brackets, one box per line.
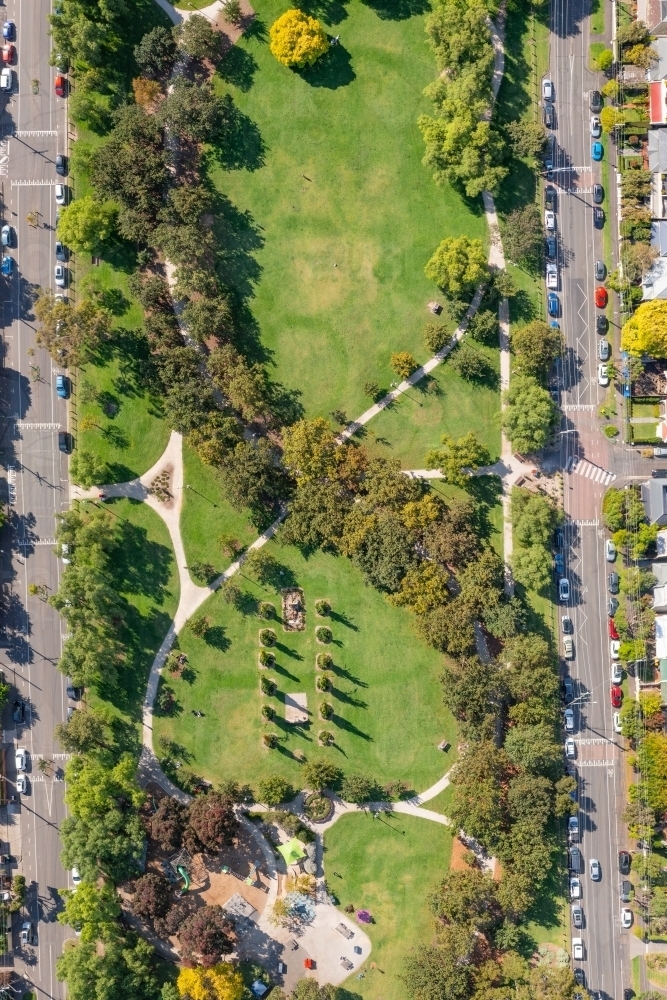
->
[605, 539, 617, 563]
[563, 636, 574, 660]
[545, 210, 556, 230]
[554, 553, 565, 577]
[12, 701, 23, 723]
[55, 184, 67, 206]
[614, 711, 622, 733]
[572, 937, 584, 961]
[562, 615, 573, 634]
[58, 431, 71, 454]
[592, 141, 603, 160]
[594, 206, 605, 227]
[55, 154, 68, 176]
[612, 661, 623, 685]
[548, 292, 560, 316]
[15, 775, 26, 794]
[55, 241, 68, 262]
[67, 684, 82, 701]
[572, 904, 583, 928]
[624, 990, 635, 1000]
[15, 747, 26, 772]
[598, 339, 610, 361]
[590, 89, 602, 112]
[595, 286, 608, 308]
[621, 880, 633, 903]
[2, 21, 14, 40]
[569, 814, 579, 839]
[61, 542, 71, 564]
[570, 877, 582, 898]
[574, 968, 586, 987]
[564, 707, 575, 732]
[621, 908, 633, 929]
[608, 597, 619, 616]
[55, 374, 70, 399]
[593, 183, 604, 204]
[54, 264, 66, 288]
[590, 115, 602, 137]
[54, 75, 66, 98]
[589, 858, 601, 880]
[655, 448, 667, 457]
[619, 851, 631, 875]
[544, 103, 554, 127]
[71, 866, 81, 888]
[652, 469, 667, 478]
[609, 618, 619, 639]
[543, 78, 554, 100]
[569, 846, 582, 871]
[596, 314, 608, 334]
[20, 922, 33, 947]
[0, 225, 12, 248]
[609, 572, 620, 594]
[595, 260, 606, 281]
[1, 44, 14, 64]
[545, 186, 556, 211]
[562, 676, 574, 701]
[611, 685, 623, 708]
[565, 736, 576, 759]
[559, 577, 570, 602]
[1, 256, 14, 277]
[598, 363, 609, 387]
[0, 67, 11, 91]
[546, 263, 558, 289]
[53, 50, 69, 72]
[546, 235, 557, 258]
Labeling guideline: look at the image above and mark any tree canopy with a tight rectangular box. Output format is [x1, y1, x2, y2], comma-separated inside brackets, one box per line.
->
[424, 236, 488, 297]
[621, 300, 667, 357]
[269, 9, 330, 68]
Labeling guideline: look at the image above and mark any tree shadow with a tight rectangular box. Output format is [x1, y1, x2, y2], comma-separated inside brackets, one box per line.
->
[210, 103, 266, 171]
[297, 0, 350, 21]
[273, 662, 301, 682]
[331, 687, 367, 709]
[298, 44, 355, 89]
[332, 715, 373, 741]
[216, 46, 259, 92]
[97, 287, 131, 316]
[329, 610, 359, 631]
[510, 289, 537, 324]
[209, 191, 264, 303]
[243, 15, 268, 42]
[275, 642, 304, 662]
[330, 664, 367, 687]
[111, 520, 174, 601]
[360, 0, 429, 16]
[102, 425, 130, 449]
[205, 625, 231, 651]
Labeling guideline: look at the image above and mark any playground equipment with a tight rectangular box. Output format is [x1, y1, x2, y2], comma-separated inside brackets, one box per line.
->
[177, 865, 190, 891]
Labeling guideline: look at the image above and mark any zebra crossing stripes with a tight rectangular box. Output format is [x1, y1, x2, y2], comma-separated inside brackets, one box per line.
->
[565, 455, 616, 485]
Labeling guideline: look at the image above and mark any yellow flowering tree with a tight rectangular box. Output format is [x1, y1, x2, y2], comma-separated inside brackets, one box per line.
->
[269, 9, 329, 68]
[621, 300, 667, 357]
[176, 964, 244, 1000]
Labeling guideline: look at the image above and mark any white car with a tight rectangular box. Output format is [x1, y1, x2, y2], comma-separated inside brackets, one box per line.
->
[15, 747, 26, 772]
[598, 363, 609, 386]
[0, 68, 11, 91]
[545, 210, 556, 231]
[610, 640, 621, 660]
[570, 877, 582, 899]
[15, 775, 26, 794]
[621, 908, 633, 928]
[564, 707, 575, 732]
[559, 577, 570, 603]
[61, 543, 71, 564]
[563, 636, 574, 660]
[612, 662, 623, 685]
[572, 937, 584, 961]
[614, 711, 622, 734]
[55, 184, 66, 206]
[590, 115, 602, 137]
[71, 866, 81, 888]
[590, 858, 601, 880]
[569, 815, 579, 841]
[565, 737, 576, 759]
[605, 538, 616, 562]
[546, 263, 558, 289]
[54, 264, 66, 287]
[543, 78, 554, 101]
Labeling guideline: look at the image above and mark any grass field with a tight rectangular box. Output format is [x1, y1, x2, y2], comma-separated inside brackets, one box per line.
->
[323, 812, 453, 1000]
[153, 539, 457, 793]
[210, 0, 488, 433]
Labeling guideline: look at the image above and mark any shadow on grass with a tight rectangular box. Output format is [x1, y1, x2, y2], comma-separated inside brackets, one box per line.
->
[204, 625, 231, 651]
[298, 44, 355, 89]
[216, 46, 259, 92]
[297, 0, 350, 22]
[209, 190, 264, 304]
[211, 102, 266, 171]
[360, 0, 429, 18]
[329, 610, 359, 631]
[275, 642, 304, 662]
[332, 714, 373, 741]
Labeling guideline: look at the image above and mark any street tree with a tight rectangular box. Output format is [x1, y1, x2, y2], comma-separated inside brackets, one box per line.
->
[56, 936, 158, 1000]
[35, 292, 112, 368]
[622, 300, 667, 356]
[424, 235, 488, 297]
[269, 9, 329, 68]
[512, 545, 553, 593]
[419, 113, 508, 197]
[176, 965, 244, 1000]
[449, 342, 491, 381]
[57, 196, 116, 254]
[504, 723, 562, 777]
[54, 710, 108, 754]
[58, 881, 121, 942]
[501, 375, 557, 453]
[502, 204, 544, 269]
[511, 320, 563, 382]
[68, 451, 109, 490]
[505, 120, 547, 158]
[389, 352, 418, 379]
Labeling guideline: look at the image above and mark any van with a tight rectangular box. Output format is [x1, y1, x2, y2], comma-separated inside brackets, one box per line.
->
[655, 448, 667, 457]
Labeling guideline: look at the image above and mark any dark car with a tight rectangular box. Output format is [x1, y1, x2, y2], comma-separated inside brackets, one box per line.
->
[562, 676, 574, 701]
[574, 969, 585, 987]
[544, 103, 554, 128]
[67, 686, 83, 701]
[546, 235, 557, 259]
[55, 154, 68, 176]
[652, 469, 667, 478]
[621, 880, 633, 903]
[594, 206, 605, 227]
[12, 701, 23, 723]
[609, 572, 620, 594]
[58, 431, 71, 454]
[545, 186, 556, 210]
[569, 846, 582, 871]
[608, 597, 619, 616]
[595, 260, 606, 281]
[554, 552, 565, 576]
[625, 988, 636, 999]
[596, 314, 608, 334]
[55, 241, 68, 262]
[593, 183, 604, 204]
[590, 90, 602, 112]
[619, 851, 631, 874]
[2, 21, 15, 40]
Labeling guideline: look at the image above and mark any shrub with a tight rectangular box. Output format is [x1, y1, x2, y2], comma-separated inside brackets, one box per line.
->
[269, 9, 329, 68]
[319, 730, 334, 746]
[319, 701, 334, 720]
[341, 774, 375, 803]
[187, 614, 210, 639]
[189, 562, 215, 584]
[258, 649, 275, 668]
[258, 602, 275, 619]
[261, 704, 275, 721]
[390, 352, 418, 380]
[604, 424, 619, 438]
[315, 626, 332, 644]
[316, 652, 333, 670]
[258, 775, 294, 807]
[157, 686, 175, 713]
[224, 0, 242, 24]
[423, 323, 449, 354]
[302, 759, 341, 791]
[316, 672, 332, 692]
[262, 733, 278, 749]
[314, 599, 330, 617]
[259, 628, 276, 647]
[385, 779, 410, 800]
[260, 675, 276, 696]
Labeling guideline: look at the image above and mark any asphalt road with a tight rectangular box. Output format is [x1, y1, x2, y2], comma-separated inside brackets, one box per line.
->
[550, 0, 637, 995]
[0, 0, 72, 994]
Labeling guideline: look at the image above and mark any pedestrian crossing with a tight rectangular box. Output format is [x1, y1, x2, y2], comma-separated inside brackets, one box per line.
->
[565, 456, 616, 485]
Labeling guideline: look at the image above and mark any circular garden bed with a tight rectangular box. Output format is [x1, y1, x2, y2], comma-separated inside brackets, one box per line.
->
[304, 792, 334, 823]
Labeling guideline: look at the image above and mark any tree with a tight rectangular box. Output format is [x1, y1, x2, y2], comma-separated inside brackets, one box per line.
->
[449, 741, 511, 850]
[428, 868, 499, 931]
[594, 47, 613, 70]
[178, 906, 236, 967]
[208, 345, 270, 421]
[512, 545, 552, 593]
[632, 851, 667, 884]
[258, 775, 294, 807]
[512, 489, 562, 547]
[622, 300, 667, 357]
[423, 497, 480, 568]
[390, 352, 418, 379]
[600, 105, 629, 133]
[638, 733, 667, 812]
[220, 439, 290, 526]
[457, 547, 505, 613]
[419, 113, 508, 198]
[417, 598, 476, 657]
[57, 196, 116, 255]
[54, 710, 108, 754]
[423, 323, 449, 354]
[269, 9, 329, 68]
[60, 808, 146, 884]
[69, 451, 108, 489]
[132, 874, 172, 919]
[134, 25, 177, 78]
[511, 320, 563, 383]
[483, 597, 527, 639]
[501, 375, 557, 454]
[502, 205, 543, 270]
[402, 940, 474, 1000]
[281, 417, 337, 479]
[424, 236, 488, 297]
[289, 984, 343, 1000]
[224, 0, 242, 23]
[59, 881, 121, 942]
[185, 792, 238, 853]
[177, 14, 223, 61]
[151, 797, 186, 852]
[57, 936, 158, 1000]
[504, 723, 562, 777]
[176, 965, 244, 1000]
[341, 773, 376, 803]
[280, 480, 351, 552]
[529, 966, 579, 1000]
[158, 80, 231, 143]
[35, 292, 112, 368]
[302, 760, 341, 792]
[388, 562, 449, 616]
[449, 342, 490, 381]
[187, 614, 210, 639]
[626, 43, 658, 67]
[350, 514, 416, 593]
[618, 19, 650, 44]
[469, 308, 498, 345]
[426, 431, 490, 487]
[505, 120, 547, 158]
[425, 0, 492, 74]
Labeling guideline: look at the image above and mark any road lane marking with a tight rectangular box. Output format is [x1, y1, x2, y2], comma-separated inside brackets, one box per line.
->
[16, 422, 60, 430]
[14, 130, 58, 136]
[10, 179, 59, 187]
[563, 404, 595, 411]
[574, 737, 614, 745]
[17, 539, 57, 547]
[573, 519, 600, 526]
[566, 457, 616, 484]
[578, 759, 617, 767]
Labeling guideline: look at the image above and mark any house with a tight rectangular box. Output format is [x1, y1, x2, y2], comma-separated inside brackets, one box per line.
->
[641, 478, 667, 523]
[653, 561, 667, 583]
[650, 79, 667, 124]
[656, 528, 667, 556]
[642, 255, 667, 298]
[649, 138, 667, 219]
[654, 584, 667, 610]
[655, 613, 667, 657]
[650, 36, 667, 79]
[638, 0, 667, 36]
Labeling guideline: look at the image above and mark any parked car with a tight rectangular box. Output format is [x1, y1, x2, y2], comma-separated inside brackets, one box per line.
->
[545, 186, 556, 210]
[655, 447, 667, 457]
[572, 938, 584, 961]
[611, 685, 623, 708]
[596, 314, 608, 334]
[58, 431, 71, 453]
[608, 598, 619, 616]
[589, 858, 601, 880]
[608, 572, 620, 594]
[624, 989, 635, 1000]
[543, 78, 554, 100]
[605, 538, 616, 562]
[569, 815, 579, 841]
[55, 374, 69, 399]
[609, 618, 619, 639]
[614, 711, 622, 733]
[612, 664, 623, 688]
[544, 103, 554, 127]
[1, 256, 14, 276]
[12, 701, 23, 723]
[575, 968, 586, 986]
[595, 286, 608, 308]
[548, 292, 560, 316]
[15, 775, 26, 794]
[593, 183, 604, 204]
[54, 75, 66, 97]
[572, 905, 583, 929]
[61, 543, 71, 564]
[562, 615, 573, 634]
[595, 259, 606, 281]
[71, 867, 81, 888]
[54, 264, 66, 288]
[55, 184, 67, 206]
[565, 737, 576, 759]
[598, 363, 609, 387]
[619, 851, 631, 875]
[570, 876, 582, 898]
[590, 90, 602, 112]
[0, 68, 11, 91]
[559, 577, 570, 602]
[592, 141, 603, 160]
[1, 44, 14, 63]
[15, 747, 26, 772]
[562, 676, 574, 701]
[652, 469, 667, 478]
[594, 206, 605, 227]
[621, 880, 633, 903]
[546, 263, 558, 289]
[598, 339, 610, 361]
[564, 636, 574, 660]
[545, 210, 556, 230]
[0, 225, 12, 248]
[611, 640, 621, 660]
[55, 154, 68, 176]
[621, 908, 633, 929]
[20, 922, 33, 946]
[55, 241, 68, 262]
[546, 235, 557, 258]
[590, 116, 602, 137]
[67, 685, 82, 701]
[564, 707, 575, 732]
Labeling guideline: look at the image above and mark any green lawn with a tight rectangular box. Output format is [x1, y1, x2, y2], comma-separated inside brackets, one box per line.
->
[153, 539, 457, 793]
[210, 0, 488, 431]
[323, 812, 453, 1000]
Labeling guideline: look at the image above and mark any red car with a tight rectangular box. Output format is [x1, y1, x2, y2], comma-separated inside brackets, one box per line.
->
[54, 75, 66, 98]
[609, 619, 619, 640]
[611, 685, 623, 708]
[1, 44, 14, 64]
[595, 286, 608, 308]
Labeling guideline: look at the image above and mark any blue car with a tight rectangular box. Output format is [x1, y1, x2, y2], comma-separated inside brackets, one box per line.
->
[2, 21, 14, 39]
[55, 374, 70, 399]
[547, 292, 560, 316]
[550, 320, 560, 329]
[1, 256, 14, 276]
[555, 553, 565, 576]
[592, 141, 603, 161]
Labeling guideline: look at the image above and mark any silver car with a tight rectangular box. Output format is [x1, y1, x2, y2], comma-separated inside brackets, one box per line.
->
[598, 339, 610, 361]
[590, 858, 601, 880]
[564, 708, 575, 732]
[590, 115, 602, 137]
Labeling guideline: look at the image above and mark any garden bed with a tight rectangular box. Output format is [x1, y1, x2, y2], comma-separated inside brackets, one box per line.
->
[303, 793, 334, 824]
